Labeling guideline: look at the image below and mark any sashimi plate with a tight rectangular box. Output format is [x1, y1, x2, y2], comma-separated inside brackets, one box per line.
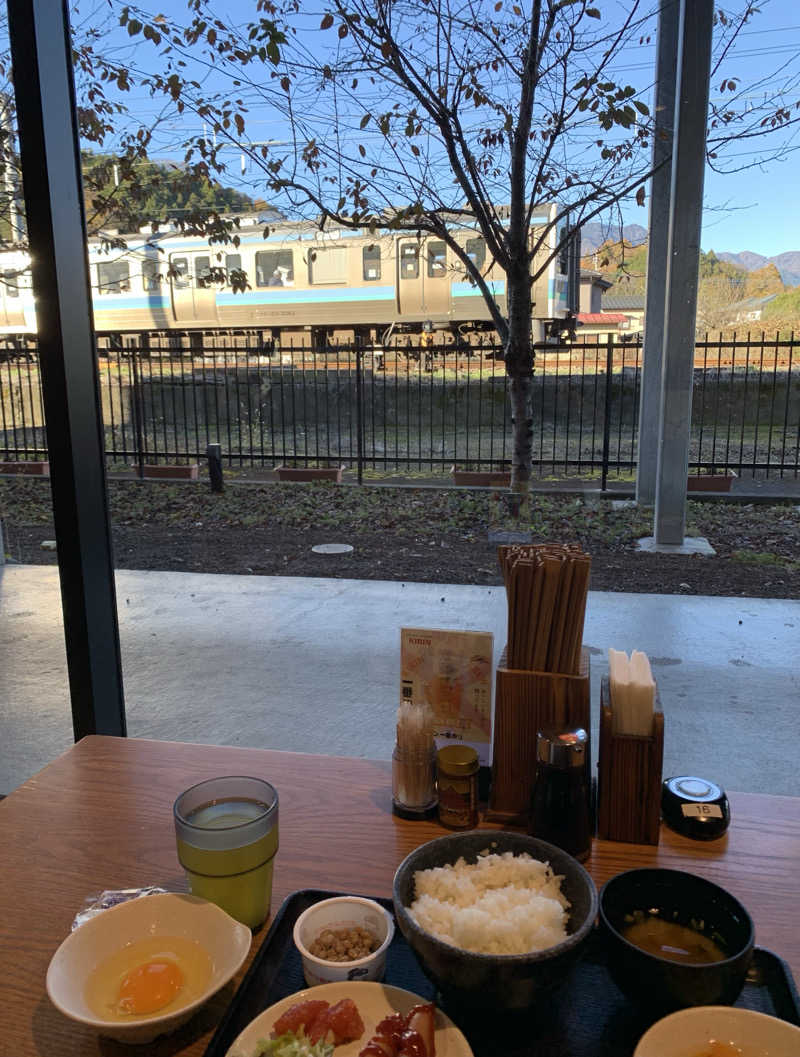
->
[225, 980, 474, 1057]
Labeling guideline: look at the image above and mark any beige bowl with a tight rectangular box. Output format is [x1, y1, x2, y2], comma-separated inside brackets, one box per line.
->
[46, 892, 251, 1044]
[634, 1006, 800, 1057]
[292, 895, 394, 987]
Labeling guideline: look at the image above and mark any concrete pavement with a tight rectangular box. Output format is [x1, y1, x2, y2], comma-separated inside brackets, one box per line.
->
[1, 564, 798, 798]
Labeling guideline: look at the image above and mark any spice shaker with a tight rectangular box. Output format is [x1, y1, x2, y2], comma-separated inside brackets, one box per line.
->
[528, 727, 591, 861]
[392, 702, 438, 819]
[437, 745, 479, 829]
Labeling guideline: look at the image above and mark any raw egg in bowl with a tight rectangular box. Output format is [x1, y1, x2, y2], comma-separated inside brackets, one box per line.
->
[46, 892, 251, 1043]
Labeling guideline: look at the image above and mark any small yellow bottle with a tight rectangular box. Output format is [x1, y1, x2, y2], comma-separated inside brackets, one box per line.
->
[436, 745, 479, 829]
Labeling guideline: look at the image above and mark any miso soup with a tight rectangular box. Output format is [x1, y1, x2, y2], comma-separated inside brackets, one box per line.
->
[622, 912, 726, 964]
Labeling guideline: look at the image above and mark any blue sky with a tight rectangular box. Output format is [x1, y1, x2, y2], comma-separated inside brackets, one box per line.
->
[82, 0, 800, 260]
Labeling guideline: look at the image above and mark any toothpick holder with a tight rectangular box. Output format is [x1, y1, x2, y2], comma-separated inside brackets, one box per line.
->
[486, 646, 591, 824]
[596, 676, 664, 845]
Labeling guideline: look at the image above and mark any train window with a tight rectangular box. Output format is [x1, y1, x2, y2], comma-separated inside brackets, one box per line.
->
[195, 256, 212, 287]
[558, 225, 570, 275]
[171, 257, 190, 289]
[362, 245, 381, 281]
[427, 241, 447, 277]
[309, 246, 348, 285]
[3, 270, 19, 298]
[400, 243, 419, 280]
[255, 250, 294, 287]
[97, 260, 131, 295]
[225, 254, 243, 282]
[465, 237, 486, 272]
[142, 260, 161, 291]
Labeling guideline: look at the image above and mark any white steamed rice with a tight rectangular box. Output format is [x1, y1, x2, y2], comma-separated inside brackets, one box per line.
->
[408, 850, 570, 955]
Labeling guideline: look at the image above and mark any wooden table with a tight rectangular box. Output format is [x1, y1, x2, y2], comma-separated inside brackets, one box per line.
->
[1, 735, 798, 1057]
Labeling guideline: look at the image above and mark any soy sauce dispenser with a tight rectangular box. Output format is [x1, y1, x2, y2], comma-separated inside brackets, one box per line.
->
[528, 727, 591, 862]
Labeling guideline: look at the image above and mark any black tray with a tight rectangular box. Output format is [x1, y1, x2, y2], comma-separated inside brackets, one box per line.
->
[204, 889, 800, 1057]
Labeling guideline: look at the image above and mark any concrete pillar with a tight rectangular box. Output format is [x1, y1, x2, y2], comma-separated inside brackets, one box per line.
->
[636, 0, 679, 506]
[653, 0, 714, 544]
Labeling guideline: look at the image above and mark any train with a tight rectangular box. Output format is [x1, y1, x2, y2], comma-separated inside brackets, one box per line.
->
[0, 202, 579, 353]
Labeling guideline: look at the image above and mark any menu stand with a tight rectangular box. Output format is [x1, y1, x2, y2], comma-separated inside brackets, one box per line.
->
[486, 646, 590, 825]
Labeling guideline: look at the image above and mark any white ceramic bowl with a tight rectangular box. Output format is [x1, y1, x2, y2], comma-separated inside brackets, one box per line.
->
[46, 892, 252, 1044]
[634, 1005, 800, 1057]
[292, 896, 395, 987]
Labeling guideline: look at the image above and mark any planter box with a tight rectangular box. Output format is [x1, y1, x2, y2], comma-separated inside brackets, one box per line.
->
[686, 471, 737, 493]
[141, 463, 199, 480]
[275, 464, 344, 483]
[0, 460, 50, 476]
[451, 465, 511, 487]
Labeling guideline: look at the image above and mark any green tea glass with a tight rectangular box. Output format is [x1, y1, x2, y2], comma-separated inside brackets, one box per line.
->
[174, 776, 279, 929]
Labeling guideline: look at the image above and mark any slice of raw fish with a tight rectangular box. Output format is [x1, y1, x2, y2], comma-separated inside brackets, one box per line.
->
[405, 1003, 436, 1057]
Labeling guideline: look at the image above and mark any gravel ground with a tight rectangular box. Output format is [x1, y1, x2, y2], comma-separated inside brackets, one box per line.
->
[2, 476, 799, 598]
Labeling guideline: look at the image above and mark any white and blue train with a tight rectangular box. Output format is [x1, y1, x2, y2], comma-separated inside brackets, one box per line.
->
[0, 203, 577, 350]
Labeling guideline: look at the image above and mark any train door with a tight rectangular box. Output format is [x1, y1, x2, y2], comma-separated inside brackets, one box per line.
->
[396, 238, 450, 318]
[169, 252, 219, 323]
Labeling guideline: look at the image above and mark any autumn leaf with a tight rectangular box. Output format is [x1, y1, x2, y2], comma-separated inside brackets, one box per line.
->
[636, 185, 645, 207]
[320, 13, 334, 30]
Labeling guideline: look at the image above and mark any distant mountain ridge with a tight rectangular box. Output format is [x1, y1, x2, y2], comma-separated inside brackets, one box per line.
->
[716, 250, 800, 289]
[577, 222, 800, 288]
[579, 223, 648, 255]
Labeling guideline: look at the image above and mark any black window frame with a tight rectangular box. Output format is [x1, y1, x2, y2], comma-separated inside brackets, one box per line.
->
[141, 259, 161, 292]
[465, 237, 486, 273]
[426, 240, 447, 278]
[400, 243, 419, 280]
[362, 244, 381, 281]
[255, 249, 294, 287]
[96, 260, 131, 295]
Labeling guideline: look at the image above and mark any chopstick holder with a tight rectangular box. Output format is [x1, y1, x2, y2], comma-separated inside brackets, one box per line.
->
[597, 675, 664, 845]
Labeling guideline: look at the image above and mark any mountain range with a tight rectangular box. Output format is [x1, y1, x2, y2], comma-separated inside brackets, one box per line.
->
[716, 251, 800, 289]
[578, 222, 800, 288]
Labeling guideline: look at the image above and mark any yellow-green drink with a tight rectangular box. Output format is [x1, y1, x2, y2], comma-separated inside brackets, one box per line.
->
[174, 777, 279, 929]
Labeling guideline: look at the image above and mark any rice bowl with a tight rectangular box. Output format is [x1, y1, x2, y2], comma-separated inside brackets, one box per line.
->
[393, 831, 598, 1011]
[408, 851, 570, 955]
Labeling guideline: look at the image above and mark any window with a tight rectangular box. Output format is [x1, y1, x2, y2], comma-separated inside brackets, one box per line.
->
[255, 250, 294, 287]
[558, 225, 570, 275]
[3, 269, 19, 298]
[427, 241, 446, 277]
[308, 246, 348, 285]
[225, 254, 243, 282]
[97, 260, 131, 294]
[400, 243, 419, 280]
[465, 237, 486, 272]
[142, 260, 161, 292]
[362, 244, 381, 281]
[195, 256, 212, 287]
[171, 257, 190, 289]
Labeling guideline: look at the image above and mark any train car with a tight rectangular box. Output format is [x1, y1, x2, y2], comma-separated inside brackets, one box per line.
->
[0, 203, 577, 350]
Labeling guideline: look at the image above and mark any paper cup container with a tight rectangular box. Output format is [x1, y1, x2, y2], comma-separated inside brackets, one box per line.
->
[292, 896, 394, 986]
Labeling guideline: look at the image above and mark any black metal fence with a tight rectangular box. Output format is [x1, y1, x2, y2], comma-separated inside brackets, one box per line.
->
[1, 331, 798, 484]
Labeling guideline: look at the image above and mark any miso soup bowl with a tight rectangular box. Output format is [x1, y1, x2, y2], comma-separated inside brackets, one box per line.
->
[599, 868, 754, 1014]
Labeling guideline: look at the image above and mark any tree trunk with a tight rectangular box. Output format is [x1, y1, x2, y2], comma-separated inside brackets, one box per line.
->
[504, 271, 534, 495]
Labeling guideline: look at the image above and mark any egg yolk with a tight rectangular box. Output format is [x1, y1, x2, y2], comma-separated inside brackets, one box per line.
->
[115, 958, 184, 1015]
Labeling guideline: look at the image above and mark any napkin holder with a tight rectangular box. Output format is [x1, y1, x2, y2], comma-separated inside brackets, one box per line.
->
[486, 646, 590, 824]
[596, 675, 664, 845]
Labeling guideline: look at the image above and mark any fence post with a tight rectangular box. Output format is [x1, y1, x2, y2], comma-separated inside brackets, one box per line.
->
[206, 442, 224, 492]
[355, 338, 364, 485]
[601, 336, 614, 491]
[130, 342, 146, 479]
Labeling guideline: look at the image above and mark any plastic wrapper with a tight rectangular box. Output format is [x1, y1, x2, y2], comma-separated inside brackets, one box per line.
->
[71, 886, 169, 931]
